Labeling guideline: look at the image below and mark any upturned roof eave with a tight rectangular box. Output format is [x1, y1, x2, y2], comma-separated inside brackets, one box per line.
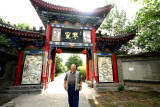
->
[96, 33, 137, 42]
[0, 23, 45, 39]
[30, 0, 113, 16]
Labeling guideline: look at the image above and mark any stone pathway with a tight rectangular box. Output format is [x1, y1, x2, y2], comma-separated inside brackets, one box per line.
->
[2, 73, 99, 107]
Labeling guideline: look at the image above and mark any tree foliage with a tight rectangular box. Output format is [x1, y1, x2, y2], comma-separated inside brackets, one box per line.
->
[65, 54, 82, 71]
[132, 1, 160, 53]
[55, 55, 65, 76]
[17, 22, 33, 30]
[0, 17, 11, 47]
[0, 17, 6, 23]
[77, 63, 86, 81]
[131, 0, 158, 5]
[100, 5, 130, 36]
[0, 32, 11, 47]
[0, 17, 33, 47]
[103, 1, 160, 54]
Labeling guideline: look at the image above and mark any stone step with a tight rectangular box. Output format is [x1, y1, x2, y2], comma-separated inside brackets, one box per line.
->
[95, 87, 118, 92]
[95, 83, 121, 87]
[125, 85, 160, 92]
[0, 85, 44, 94]
[4, 85, 44, 90]
[94, 83, 122, 92]
[0, 89, 42, 94]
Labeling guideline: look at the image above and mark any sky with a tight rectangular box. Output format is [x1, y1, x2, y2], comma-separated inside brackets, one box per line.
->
[0, 0, 44, 29]
[0, 0, 141, 64]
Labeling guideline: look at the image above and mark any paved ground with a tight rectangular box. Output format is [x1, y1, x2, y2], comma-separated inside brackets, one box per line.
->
[2, 73, 99, 107]
[0, 94, 18, 106]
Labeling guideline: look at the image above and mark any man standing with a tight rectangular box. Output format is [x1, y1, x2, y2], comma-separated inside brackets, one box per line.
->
[64, 64, 82, 107]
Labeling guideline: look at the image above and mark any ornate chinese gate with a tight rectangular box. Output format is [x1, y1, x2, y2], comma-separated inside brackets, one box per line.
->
[49, 26, 93, 82]
[10, 1, 137, 91]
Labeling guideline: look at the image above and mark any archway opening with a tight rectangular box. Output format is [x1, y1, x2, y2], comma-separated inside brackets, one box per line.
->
[43, 47, 93, 94]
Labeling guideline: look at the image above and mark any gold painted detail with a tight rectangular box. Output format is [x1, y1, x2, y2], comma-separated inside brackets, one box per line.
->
[65, 32, 71, 39]
[72, 32, 79, 40]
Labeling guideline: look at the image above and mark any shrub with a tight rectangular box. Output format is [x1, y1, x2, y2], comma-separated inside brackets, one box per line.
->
[77, 63, 86, 81]
[118, 85, 124, 91]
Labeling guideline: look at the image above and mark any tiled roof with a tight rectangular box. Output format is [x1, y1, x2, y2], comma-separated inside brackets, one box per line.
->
[0, 21, 45, 39]
[96, 31, 137, 42]
[30, 0, 113, 29]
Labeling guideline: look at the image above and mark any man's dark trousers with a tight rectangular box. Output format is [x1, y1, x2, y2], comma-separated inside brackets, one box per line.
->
[68, 84, 79, 107]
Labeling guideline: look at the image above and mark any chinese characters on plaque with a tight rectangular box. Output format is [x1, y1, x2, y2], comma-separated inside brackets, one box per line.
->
[65, 32, 79, 40]
[98, 56, 114, 82]
[72, 32, 79, 40]
[51, 28, 91, 43]
[65, 32, 71, 39]
[61, 28, 83, 42]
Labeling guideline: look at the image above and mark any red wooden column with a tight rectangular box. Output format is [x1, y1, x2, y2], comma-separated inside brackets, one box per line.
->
[41, 23, 51, 87]
[112, 53, 118, 83]
[14, 50, 24, 86]
[86, 52, 89, 81]
[51, 49, 56, 81]
[92, 27, 98, 83]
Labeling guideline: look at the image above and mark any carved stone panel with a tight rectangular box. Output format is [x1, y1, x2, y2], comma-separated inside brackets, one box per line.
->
[98, 56, 114, 82]
[21, 55, 42, 84]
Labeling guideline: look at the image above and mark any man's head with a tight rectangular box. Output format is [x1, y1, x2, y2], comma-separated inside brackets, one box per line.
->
[71, 64, 76, 72]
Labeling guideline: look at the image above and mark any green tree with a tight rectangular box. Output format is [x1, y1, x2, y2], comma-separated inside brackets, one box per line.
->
[65, 54, 82, 71]
[131, 0, 158, 5]
[0, 32, 11, 47]
[131, 1, 160, 53]
[77, 63, 86, 81]
[0, 17, 11, 47]
[106, 1, 160, 54]
[100, 4, 137, 54]
[17, 22, 33, 30]
[55, 55, 65, 76]
[0, 16, 6, 23]
[116, 39, 137, 55]
[100, 5, 128, 35]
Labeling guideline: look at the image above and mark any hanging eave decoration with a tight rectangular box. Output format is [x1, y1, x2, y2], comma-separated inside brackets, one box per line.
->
[82, 50, 88, 54]
[56, 49, 62, 54]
